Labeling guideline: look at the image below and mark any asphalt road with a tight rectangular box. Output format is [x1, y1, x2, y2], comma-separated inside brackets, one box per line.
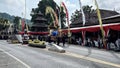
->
[0, 40, 120, 68]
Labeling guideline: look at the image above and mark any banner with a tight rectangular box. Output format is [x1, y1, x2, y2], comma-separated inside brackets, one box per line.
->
[61, 2, 71, 37]
[61, 2, 69, 26]
[46, 6, 59, 28]
[94, 0, 106, 48]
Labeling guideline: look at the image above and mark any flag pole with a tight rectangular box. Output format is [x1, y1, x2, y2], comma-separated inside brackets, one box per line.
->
[94, 0, 106, 49]
[25, 0, 28, 32]
[25, 0, 26, 20]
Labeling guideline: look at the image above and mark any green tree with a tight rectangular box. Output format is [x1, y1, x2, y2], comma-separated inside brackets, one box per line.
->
[71, 9, 80, 22]
[13, 16, 21, 31]
[0, 18, 10, 31]
[31, 0, 57, 23]
[82, 5, 95, 22]
[31, 0, 66, 29]
[71, 5, 95, 24]
[60, 7, 66, 28]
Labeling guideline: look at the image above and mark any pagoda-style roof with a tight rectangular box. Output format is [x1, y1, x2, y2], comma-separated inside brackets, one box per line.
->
[32, 23, 48, 27]
[35, 11, 44, 16]
[31, 11, 48, 32]
[34, 17, 47, 21]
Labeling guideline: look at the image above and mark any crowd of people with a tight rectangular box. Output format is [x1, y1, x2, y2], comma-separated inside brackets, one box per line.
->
[28, 29, 120, 51]
[47, 31, 68, 47]
[71, 35, 120, 50]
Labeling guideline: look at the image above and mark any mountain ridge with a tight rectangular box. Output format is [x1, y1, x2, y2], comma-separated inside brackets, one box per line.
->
[0, 12, 31, 24]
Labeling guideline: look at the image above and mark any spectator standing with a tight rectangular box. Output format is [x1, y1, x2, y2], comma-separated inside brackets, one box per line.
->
[62, 33, 67, 47]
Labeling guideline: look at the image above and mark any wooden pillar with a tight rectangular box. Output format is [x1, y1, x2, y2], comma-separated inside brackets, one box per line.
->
[82, 31, 86, 46]
[103, 27, 109, 49]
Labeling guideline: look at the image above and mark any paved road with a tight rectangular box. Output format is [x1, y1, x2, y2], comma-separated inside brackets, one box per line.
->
[64, 44, 120, 64]
[0, 40, 120, 68]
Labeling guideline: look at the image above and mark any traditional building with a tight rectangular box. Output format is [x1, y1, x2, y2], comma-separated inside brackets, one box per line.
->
[70, 9, 119, 28]
[31, 11, 48, 33]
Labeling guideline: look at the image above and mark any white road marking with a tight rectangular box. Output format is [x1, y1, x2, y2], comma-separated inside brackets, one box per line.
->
[0, 48, 31, 68]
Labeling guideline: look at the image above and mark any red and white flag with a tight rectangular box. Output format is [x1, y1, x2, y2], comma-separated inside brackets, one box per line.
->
[61, 2, 69, 27]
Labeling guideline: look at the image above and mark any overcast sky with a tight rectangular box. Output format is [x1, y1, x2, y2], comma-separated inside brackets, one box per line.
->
[0, 0, 120, 20]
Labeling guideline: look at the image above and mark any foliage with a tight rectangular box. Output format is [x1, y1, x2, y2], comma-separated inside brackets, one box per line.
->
[71, 5, 95, 24]
[0, 12, 32, 28]
[31, 0, 66, 29]
[0, 18, 10, 31]
[60, 7, 66, 28]
[0, 12, 14, 23]
[82, 5, 95, 19]
[13, 16, 21, 31]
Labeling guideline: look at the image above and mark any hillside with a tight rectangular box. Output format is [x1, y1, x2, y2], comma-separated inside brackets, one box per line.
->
[0, 12, 15, 23]
[0, 12, 32, 26]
